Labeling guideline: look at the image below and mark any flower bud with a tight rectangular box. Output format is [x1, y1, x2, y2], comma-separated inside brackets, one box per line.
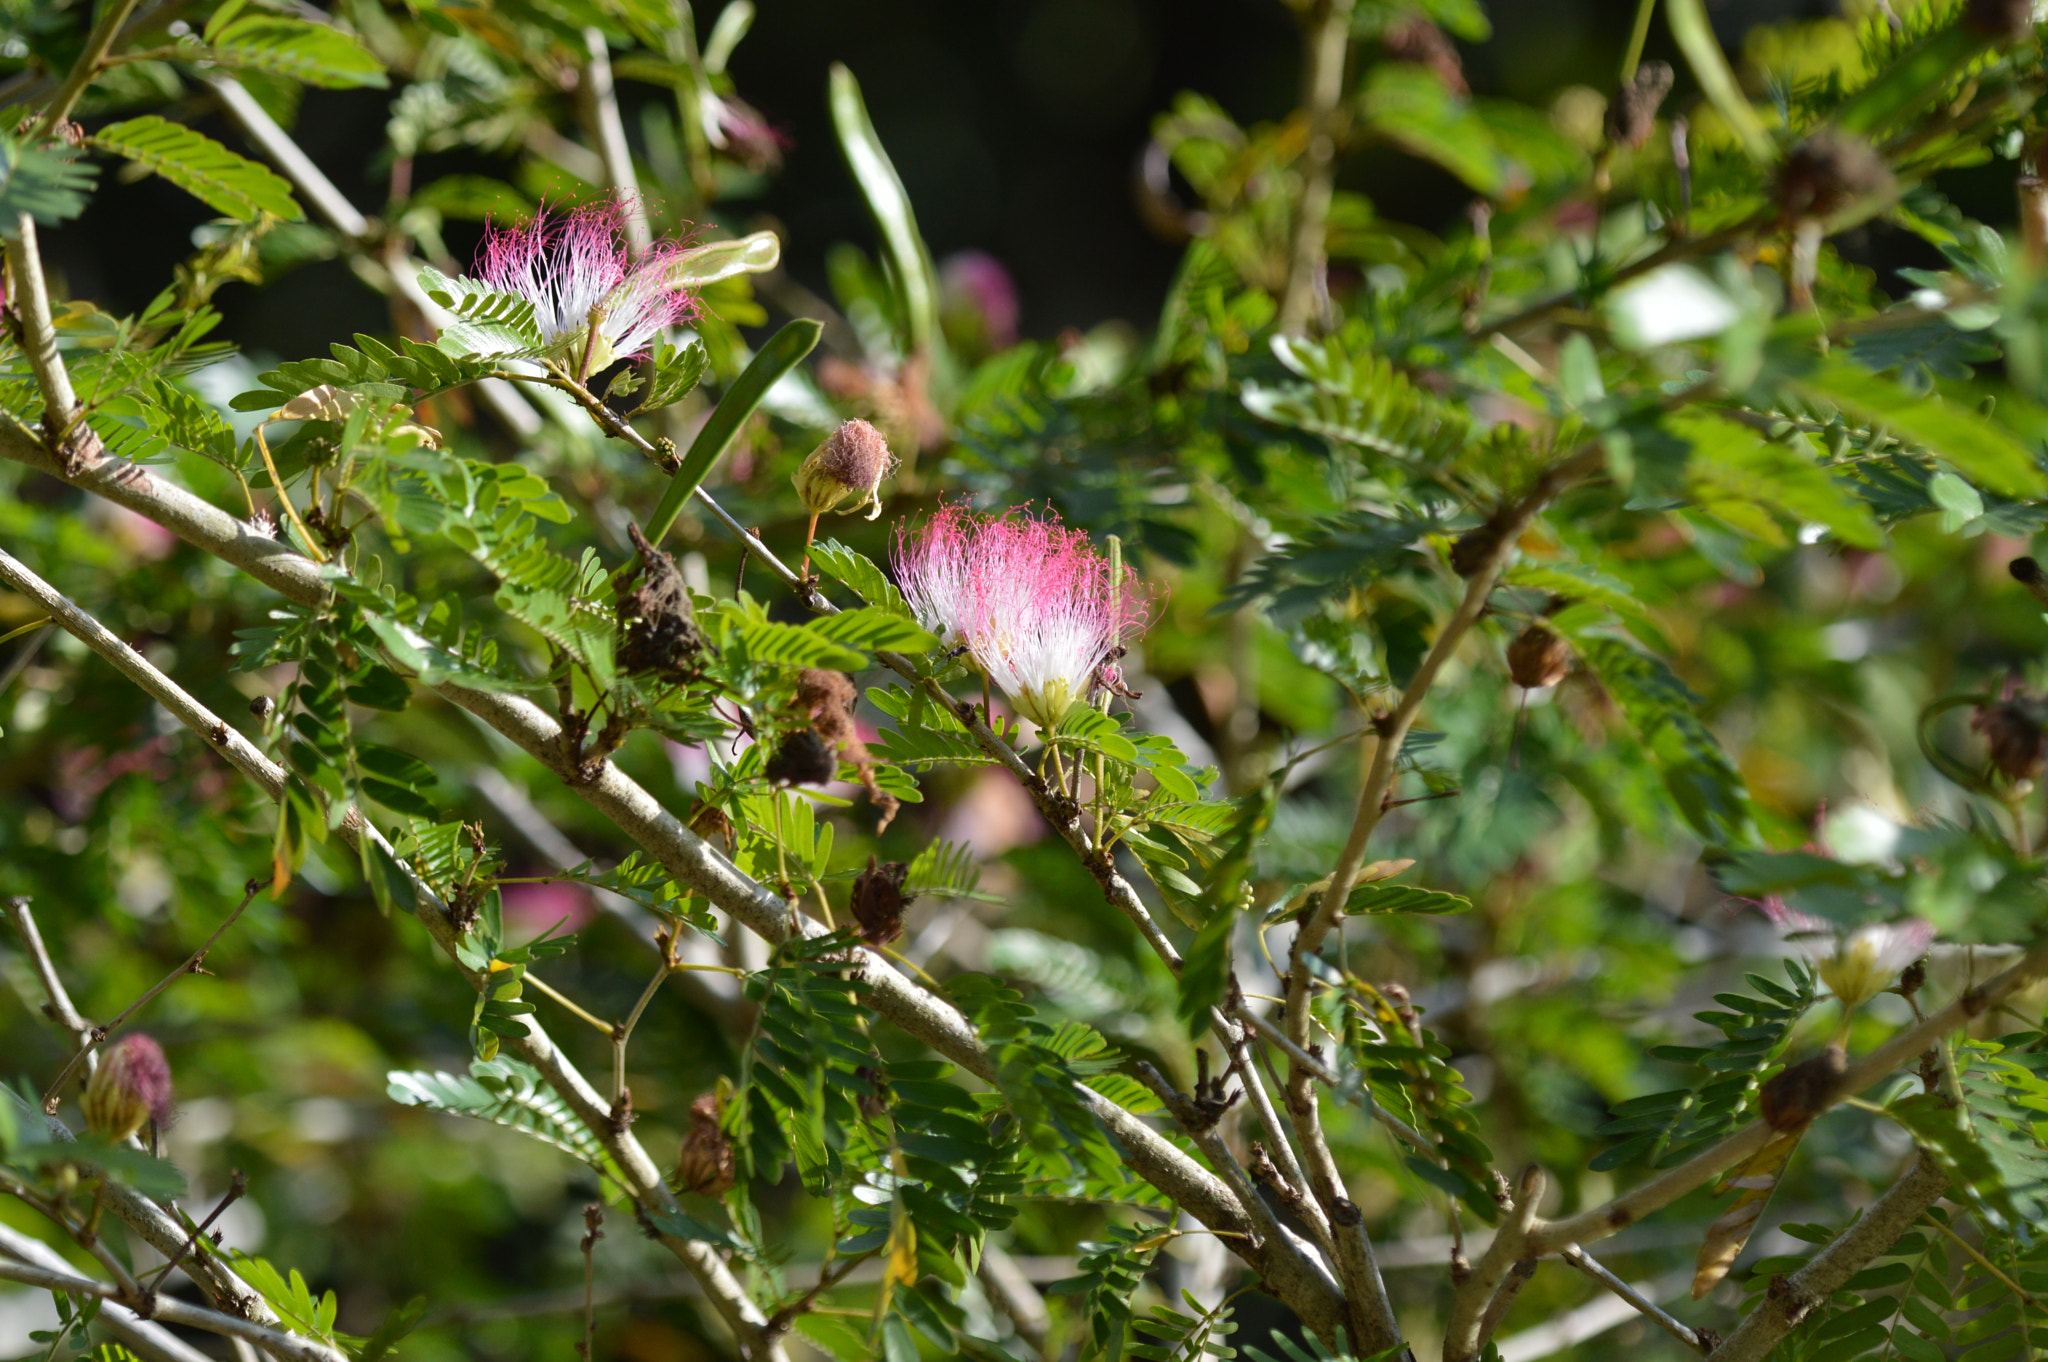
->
[82, 1034, 172, 1140]
[1382, 16, 1467, 95]
[764, 729, 837, 786]
[1506, 625, 1574, 689]
[1776, 129, 1894, 222]
[792, 419, 896, 520]
[677, 1093, 735, 1196]
[850, 857, 914, 947]
[1972, 697, 2046, 782]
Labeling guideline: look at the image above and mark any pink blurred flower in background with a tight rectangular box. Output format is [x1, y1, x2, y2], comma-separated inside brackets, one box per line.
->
[501, 878, 595, 941]
[940, 250, 1019, 353]
[893, 504, 1157, 730]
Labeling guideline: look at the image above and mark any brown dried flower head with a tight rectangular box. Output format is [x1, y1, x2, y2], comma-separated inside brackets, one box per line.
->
[1604, 61, 1674, 150]
[1507, 625, 1574, 689]
[764, 728, 837, 786]
[1972, 693, 2047, 782]
[851, 856, 914, 947]
[1776, 129, 1895, 223]
[616, 522, 706, 680]
[82, 1033, 173, 1140]
[677, 1092, 736, 1196]
[793, 419, 897, 519]
[1382, 16, 1467, 96]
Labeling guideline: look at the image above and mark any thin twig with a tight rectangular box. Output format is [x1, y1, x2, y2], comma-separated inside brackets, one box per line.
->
[41, 879, 264, 1115]
[0, 1250, 349, 1362]
[5, 897, 97, 1071]
[1559, 1243, 1706, 1353]
[146, 1171, 248, 1293]
[31, 0, 141, 137]
[577, 1203, 605, 1361]
[1278, 0, 1355, 333]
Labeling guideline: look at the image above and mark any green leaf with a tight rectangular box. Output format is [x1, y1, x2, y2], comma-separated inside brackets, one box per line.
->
[1176, 899, 1235, 1037]
[1788, 359, 2045, 498]
[808, 605, 938, 657]
[0, 136, 98, 229]
[358, 1295, 426, 1362]
[829, 63, 940, 355]
[90, 116, 301, 222]
[1665, 0, 1773, 164]
[1342, 883, 1473, 915]
[810, 540, 915, 619]
[1357, 65, 1505, 195]
[1671, 411, 1884, 549]
[1575, 635, 1755, 844]
[210, 15, 388, 88]
[733, 618, 869, 671]
[638, 318, 823, 550]
[635, 339, 707, 413]
[387, 1058, 615, 1173]
[416, 264, 545, 357]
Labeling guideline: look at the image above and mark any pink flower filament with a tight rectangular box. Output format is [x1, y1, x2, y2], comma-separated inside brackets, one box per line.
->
[894, 505, 1157, 729]
[475, 195, 696, 362]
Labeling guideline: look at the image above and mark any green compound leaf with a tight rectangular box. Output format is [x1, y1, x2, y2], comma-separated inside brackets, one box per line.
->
[90, 116, 300, 222]
[210, 15, 388, 88]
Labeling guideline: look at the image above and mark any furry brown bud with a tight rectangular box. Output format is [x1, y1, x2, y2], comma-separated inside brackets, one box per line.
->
[1507, 625, 1574, 689]
[1972, 697, 2046, 782]
[764, 729, 837, 786]
[850, 856, 914, 947]
[1604, 61, 1674, 150]
[676, 1093, 735, 1196]
[689, 803, 735, 855]
[792, 419, 896, 519]
[1757, 1044, 1847, 1132]
[1776, 130, 1894, 222]
[82, 1034, 173, 1140]
[1449, 512, 1510, 577]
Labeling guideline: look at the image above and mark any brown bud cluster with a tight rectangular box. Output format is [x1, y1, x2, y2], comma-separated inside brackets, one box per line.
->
[764, 728, 837, 786]
[1972, 694, 2047, 782]
[1757, 1044, 1847, 1133]
[677, 1092, 736, 1196]
[792, 419, 897, 520]
[1604, 61, 1674, 151]
[82, 1034, 173, 1141]
[1449, 513, 1510, 578]
[1507, 625, 1574, 689]
[1776, 129, 1895, 223]
[850, 856, 914, 947]
[791, 668, 899, 829]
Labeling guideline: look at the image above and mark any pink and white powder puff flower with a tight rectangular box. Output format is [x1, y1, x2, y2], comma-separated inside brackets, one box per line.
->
[893, 504, 1157, 730]
[1759, 900, 1934, 1010]
[470, 195, 697, 369]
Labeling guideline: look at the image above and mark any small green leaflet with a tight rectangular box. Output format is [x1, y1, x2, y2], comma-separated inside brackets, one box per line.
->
[0, 136, 98, 229]
[1342, 883, 1473, 915]
[90, 116, 300, 222]
[416, 264, 545, 357]
[810, 539, 916, 620]
[209, 15, 388, 88]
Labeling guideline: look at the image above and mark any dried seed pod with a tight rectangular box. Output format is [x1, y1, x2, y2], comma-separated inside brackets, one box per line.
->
[676, 1093, 736, 1196]
[1603, 61, 1674, 150]
[794, 669, 900, 830]
[850, 856, 914, 947]
[764, 729, 837, 786]
[1757, 1043, 1848, 1132]
[1972, 698, 2046, 781]
[1507, 625, 1574, 689]
[616, 522, 706, 679]
[792, 419, 896, 519]
[82, 1034, 173, 1140]
[1776, 129, 1894, 222]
